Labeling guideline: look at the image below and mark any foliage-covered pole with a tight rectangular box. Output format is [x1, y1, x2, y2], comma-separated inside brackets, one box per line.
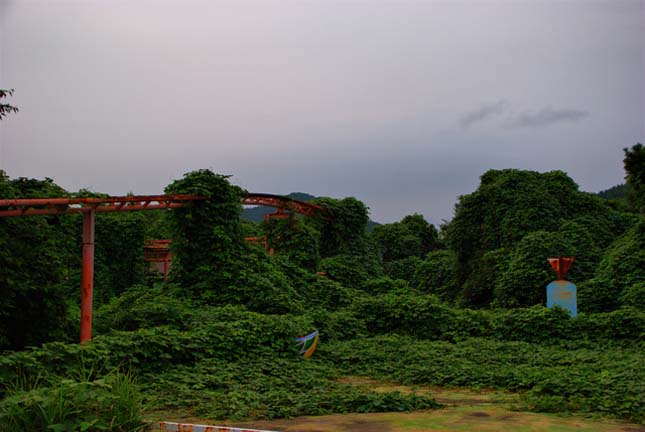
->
[165, 170, 245, 298]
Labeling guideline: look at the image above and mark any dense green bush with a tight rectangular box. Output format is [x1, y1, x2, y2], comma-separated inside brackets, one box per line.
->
[0, 306, 312, 392]
[350, 291, 644, 344]
[361, 277, 409, 295]
[371, 214, 439, 262]
[94, 285, 192, 333]
[265, 215, 320, 271]
[578, 220, 645, 312]
[308, 197, 370, 258]
[0, 371, 146, 432]
[445, 169, 637, 307]
[459, 248, 510, 308]
[624, 143, 645, 211]
[319, 254, 371, 288]
[382, 256, 422, 283]
[93, 213, 146, 304]
[620, 282, 645, 309]
[411, 250, 459, 302]
[0, 176, 76, 350]
[593, 220, 645, 294]
[493, 231, 577, 307]
[577, 278, 619, 313]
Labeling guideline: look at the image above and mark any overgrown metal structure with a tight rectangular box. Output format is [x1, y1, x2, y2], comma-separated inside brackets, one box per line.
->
[0, 192, 328, 343]
[0, 195, 207, 343]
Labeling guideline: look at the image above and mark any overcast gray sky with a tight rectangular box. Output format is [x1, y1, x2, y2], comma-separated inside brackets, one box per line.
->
[1, 0, 643, 223]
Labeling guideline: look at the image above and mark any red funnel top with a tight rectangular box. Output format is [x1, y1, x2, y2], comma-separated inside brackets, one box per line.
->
[548, 256, 574, 280]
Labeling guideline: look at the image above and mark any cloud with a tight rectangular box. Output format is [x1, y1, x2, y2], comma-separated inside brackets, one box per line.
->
[509, 107, 590, 128]
[459, 100, 507, 128]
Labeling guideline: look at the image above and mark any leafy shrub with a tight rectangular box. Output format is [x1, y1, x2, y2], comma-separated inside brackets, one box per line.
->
[493, 231, 576, 307]
[382, 256, 422, 283]
[459, 248, 510, 308]
[0, 371, 146, 432]
[411, 250, 459, 301]
[264, 216, 320, 271]
[319, 255, 370, 288]
[351, 291, 484, 340]
[620, 282, 645, 309]
[93, 213, 146, 304]
[0, 176, 77, 350]
[593, 220, 645, 295]
[94, 285, 192, 333]
[573, 307, 645, 341]
[490, 305, 572, 343]
[361, 277, 409, 295]
[305, 308, 367, 341]
[351, 291, 644, 344]
[0, 306, 313, 392]
[577, 277, 618, 313]
[308, 197, 370, 258]
[371, 214, 439, 262]
[578, 220, 645, 312]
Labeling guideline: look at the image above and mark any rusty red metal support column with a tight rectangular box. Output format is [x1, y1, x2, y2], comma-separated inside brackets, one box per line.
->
[80, 208, 95, 343]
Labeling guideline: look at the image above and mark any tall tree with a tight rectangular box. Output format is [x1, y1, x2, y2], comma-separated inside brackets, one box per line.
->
[0, 89, 19, 120]
[624, 143, 645, 211]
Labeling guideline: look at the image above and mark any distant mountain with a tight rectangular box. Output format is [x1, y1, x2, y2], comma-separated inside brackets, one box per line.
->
[597, 184, 630, 200]
[242, 192, 380, 230]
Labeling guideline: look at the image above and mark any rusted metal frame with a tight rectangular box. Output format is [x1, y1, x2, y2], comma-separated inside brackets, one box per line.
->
[0, 201, 194, 217]
[144, 239, 172, 283]
[80, 208, 95, 343]
[0, 195, 207, 217]
[0, 194, 205, 207]
[0, 192, 331, 344]
[0, 195, 206, 344]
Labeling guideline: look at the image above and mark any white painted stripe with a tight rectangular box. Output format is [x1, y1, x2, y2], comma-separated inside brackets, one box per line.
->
[159, 421, 281, 432]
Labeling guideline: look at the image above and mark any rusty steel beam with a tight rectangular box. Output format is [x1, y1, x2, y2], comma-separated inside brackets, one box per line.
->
[80, 209, 95, 343]
[0, 194, 205, 207]
[0, 202, 193, 217]
[0, 195, 207, 218]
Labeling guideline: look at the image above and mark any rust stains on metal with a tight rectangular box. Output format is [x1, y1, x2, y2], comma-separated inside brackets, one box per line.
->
[547, 256, 574, 280]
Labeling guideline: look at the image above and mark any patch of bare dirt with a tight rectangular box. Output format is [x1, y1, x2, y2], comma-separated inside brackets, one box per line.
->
[468, 411, 491, 418]
[341, 420, 391, 432]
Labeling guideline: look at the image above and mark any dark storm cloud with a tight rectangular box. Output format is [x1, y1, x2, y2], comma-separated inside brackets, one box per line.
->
[508, 107, 591, 128]
[459, 100, 507, 128]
